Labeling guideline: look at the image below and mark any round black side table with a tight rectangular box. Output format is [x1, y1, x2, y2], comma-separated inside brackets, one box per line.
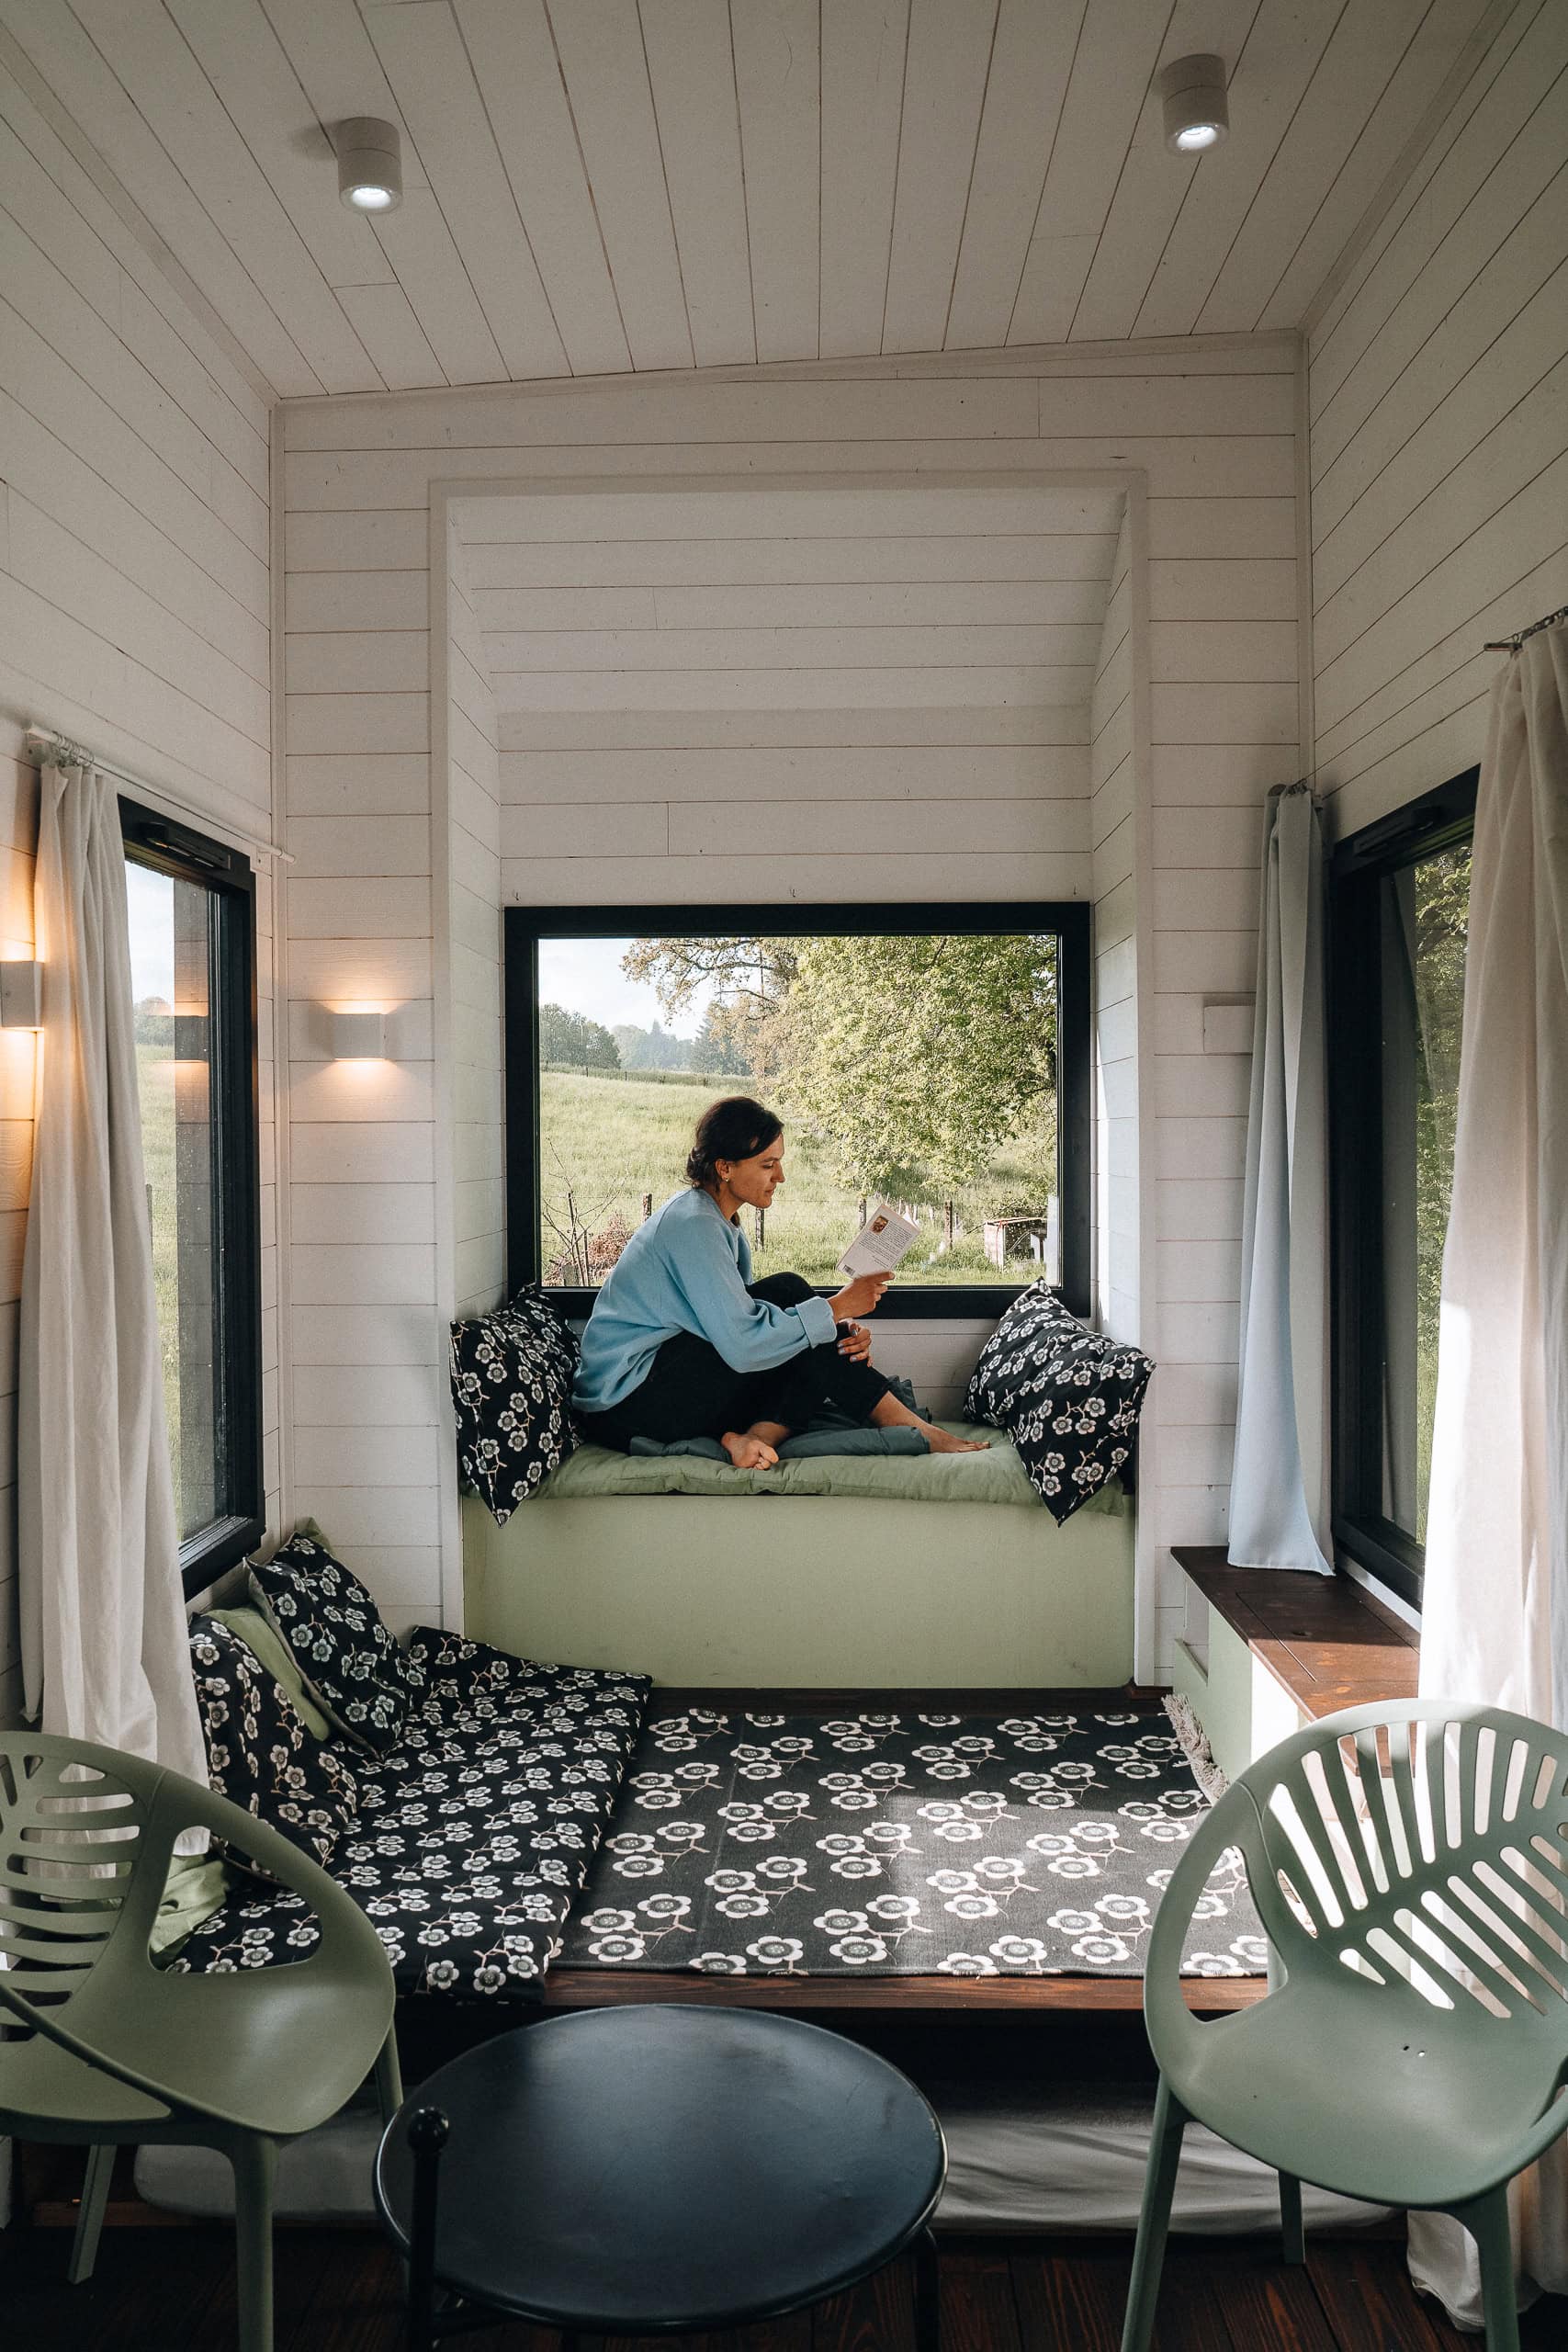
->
[375, 2005, 947, 2351]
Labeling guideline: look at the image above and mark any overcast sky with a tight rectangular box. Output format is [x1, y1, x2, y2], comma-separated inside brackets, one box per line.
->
[539, 936, 717, 1036]
[125, 860, 175, 1001]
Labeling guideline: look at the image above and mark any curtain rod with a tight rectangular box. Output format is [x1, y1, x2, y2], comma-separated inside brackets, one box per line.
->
[1483, 603, 1568, 653]
[24, 727, 291, 865]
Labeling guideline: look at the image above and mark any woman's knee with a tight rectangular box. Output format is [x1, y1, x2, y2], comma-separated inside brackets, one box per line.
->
[748, 1271, 816, 1307]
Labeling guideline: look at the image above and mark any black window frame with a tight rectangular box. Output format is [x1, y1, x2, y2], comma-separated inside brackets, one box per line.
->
[505, 900, 1092, 1322]
[121, 795, 265, 1598]
[1328, 767, 1478, 1611]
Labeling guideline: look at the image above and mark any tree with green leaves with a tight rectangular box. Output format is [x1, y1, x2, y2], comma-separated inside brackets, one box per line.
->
[689, 1001, 751, 1076]
[779, 933, 1057, 1194]
[613, 1019, 693, 1071]
[626, 930, 1058, 1200]
[538, 1001, 620, 1069]
[621, 936, 797, 1079]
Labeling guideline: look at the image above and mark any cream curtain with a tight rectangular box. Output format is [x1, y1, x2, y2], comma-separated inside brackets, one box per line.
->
[1409, 623, 1568, 2326]
[1227, 782, 1333, 1574]
[17, 757, 208, 1791]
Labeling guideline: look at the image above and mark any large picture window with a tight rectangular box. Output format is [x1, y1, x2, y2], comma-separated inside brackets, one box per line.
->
[122, 797, 264, 1594]
[1330, 770, 1476, 1609]
[506, 904, 1090, 1320]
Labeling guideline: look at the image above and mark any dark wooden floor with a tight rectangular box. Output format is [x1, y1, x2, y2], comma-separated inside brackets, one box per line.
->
[5, 2225, 1567, 2351]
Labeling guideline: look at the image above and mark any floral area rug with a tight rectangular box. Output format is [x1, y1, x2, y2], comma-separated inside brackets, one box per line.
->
[558, 1704, 1264, 1983]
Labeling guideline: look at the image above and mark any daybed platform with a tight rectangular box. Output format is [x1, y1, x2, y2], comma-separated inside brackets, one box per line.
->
[463, 1426, 1134, 1688]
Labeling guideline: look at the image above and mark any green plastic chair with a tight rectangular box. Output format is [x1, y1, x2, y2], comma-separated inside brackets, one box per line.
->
[1123, 1699, 1568, 2352]
[0, 1730, 400, 2352]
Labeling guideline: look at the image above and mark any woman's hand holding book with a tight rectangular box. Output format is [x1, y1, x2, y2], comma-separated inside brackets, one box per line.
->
[829, 1271, 893, 1320]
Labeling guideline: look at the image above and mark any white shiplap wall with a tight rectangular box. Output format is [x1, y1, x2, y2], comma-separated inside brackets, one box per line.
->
[482, 479, 1113, 905]
[447, 519, 504, 1319]
[474, 477, 1121, 1425]
[281, 343, 1303, 1677]
[1310, 0, 1568, 838]
[0, 45, 281, 1718]
[1090, 503, 1136, 1341]
[1145, 498, 1302, 1648]
[282, 535, 439, 1628]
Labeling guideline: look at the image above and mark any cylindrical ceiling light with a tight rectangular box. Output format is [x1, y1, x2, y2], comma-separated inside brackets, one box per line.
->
[1158, 54, 1229, 154]
[336, 117, 402, 213]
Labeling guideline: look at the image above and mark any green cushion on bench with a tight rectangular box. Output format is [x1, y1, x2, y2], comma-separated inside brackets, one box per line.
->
[538, 1422, 1129, 1512]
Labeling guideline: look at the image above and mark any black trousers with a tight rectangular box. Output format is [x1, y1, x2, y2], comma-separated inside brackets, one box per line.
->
[582, 1272, 895, 1454]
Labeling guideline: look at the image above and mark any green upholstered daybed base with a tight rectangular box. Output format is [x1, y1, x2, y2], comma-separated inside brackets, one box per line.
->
[462, 1424, 1134, 1689]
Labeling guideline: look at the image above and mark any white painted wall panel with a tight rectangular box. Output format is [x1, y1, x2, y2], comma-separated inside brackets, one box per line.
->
[0, 58, 281, 1719]
[280, 343, 1302, 1679]
[447, 530, 505, 1327]
[1310, 0, 1568, 836]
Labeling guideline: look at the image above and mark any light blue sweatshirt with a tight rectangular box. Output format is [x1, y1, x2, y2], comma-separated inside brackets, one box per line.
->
[572, 1186, 838, 1414]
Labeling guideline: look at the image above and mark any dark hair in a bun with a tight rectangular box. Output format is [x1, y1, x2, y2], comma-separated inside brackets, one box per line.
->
[686, 1096, 783, 1188]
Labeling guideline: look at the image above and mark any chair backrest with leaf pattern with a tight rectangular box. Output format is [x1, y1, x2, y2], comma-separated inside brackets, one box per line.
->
[0, 1737, 171, 2030]
[1233, 1704, 1568, 2060]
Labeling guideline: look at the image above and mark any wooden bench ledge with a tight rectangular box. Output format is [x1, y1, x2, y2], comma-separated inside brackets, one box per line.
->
[1173, 1546, 1418, 1721]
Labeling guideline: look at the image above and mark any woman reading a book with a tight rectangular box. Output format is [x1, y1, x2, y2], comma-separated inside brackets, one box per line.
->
[573, 1094, 988, 1466]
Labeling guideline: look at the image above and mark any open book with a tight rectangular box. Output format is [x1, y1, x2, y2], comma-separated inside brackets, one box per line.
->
[837, 1199, 921, 1279]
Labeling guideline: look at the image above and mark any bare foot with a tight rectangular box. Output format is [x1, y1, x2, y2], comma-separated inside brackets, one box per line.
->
[926, 1425, 989, 1453]
[722, 1430, 780, 1470]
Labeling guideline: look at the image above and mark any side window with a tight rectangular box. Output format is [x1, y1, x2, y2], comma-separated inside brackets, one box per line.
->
[122, 798, 264, 1592]
[1330, 771, 1476, 1608]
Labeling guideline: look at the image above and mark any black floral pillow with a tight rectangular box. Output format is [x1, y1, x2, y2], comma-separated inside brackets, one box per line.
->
[450, 1286, 581, 1523]
[248, 1532, 423, 1757]
[964, 1283, 1153, 1524]
[187, 1615, 359, 1873]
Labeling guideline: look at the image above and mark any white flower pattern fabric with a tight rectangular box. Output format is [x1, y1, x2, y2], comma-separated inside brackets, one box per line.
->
[449, 1287, 581, 1522]
[175, 1631, 650, 1996]
[248, 1534, 424, 1756]
[964, 1283, 1153, 1522]
[187, 1616, 360, 1872]
[558, 1707, 1259, 1980]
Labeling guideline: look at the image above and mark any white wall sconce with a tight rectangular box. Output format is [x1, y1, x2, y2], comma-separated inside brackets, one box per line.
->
[335, 118, 402, 213]
[329, 1009, 387, 1059]
[0, 961, 43, 1028]
[1159, 54, 1229, 153]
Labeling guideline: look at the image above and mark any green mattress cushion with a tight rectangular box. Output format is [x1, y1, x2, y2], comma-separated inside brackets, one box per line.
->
[538, 1421, 1129, 1511]
[629, 1425, 928, 1464]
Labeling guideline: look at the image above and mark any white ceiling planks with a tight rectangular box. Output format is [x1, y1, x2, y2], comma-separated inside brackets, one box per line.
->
[1249, 0, 1508, 334]
[1007, 0, 1178, 347]
[731, 0, 820, 367]
[1131, 0, 1359, 341]
[1192, 0, 1433, 334]
[365, 2, 569, 381]
[2, 0, 1503, 400]
[944, 0, 1086, 352]
[638, 0, 756, 370]
[547, 0, 694, 373]
[333, 280, 445, 391]
[818, 0, 908, 361]
[253, 0, 506, 388]
[1067, 0, 1262, 347]
[0, 0, 320, 393]
[454, 0, 630, 380]
[880, 0, 999, 356]
[67, 0, 383, 392]
[162, 0, 391, 300]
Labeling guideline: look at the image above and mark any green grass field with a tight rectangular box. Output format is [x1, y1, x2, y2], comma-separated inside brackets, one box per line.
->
[135, 1038, 183, 1464]
[540, 1069, 1057, 1288]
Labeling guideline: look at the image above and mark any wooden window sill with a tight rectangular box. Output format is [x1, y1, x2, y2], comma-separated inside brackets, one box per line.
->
[1172, 1546, 1418, 1720]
